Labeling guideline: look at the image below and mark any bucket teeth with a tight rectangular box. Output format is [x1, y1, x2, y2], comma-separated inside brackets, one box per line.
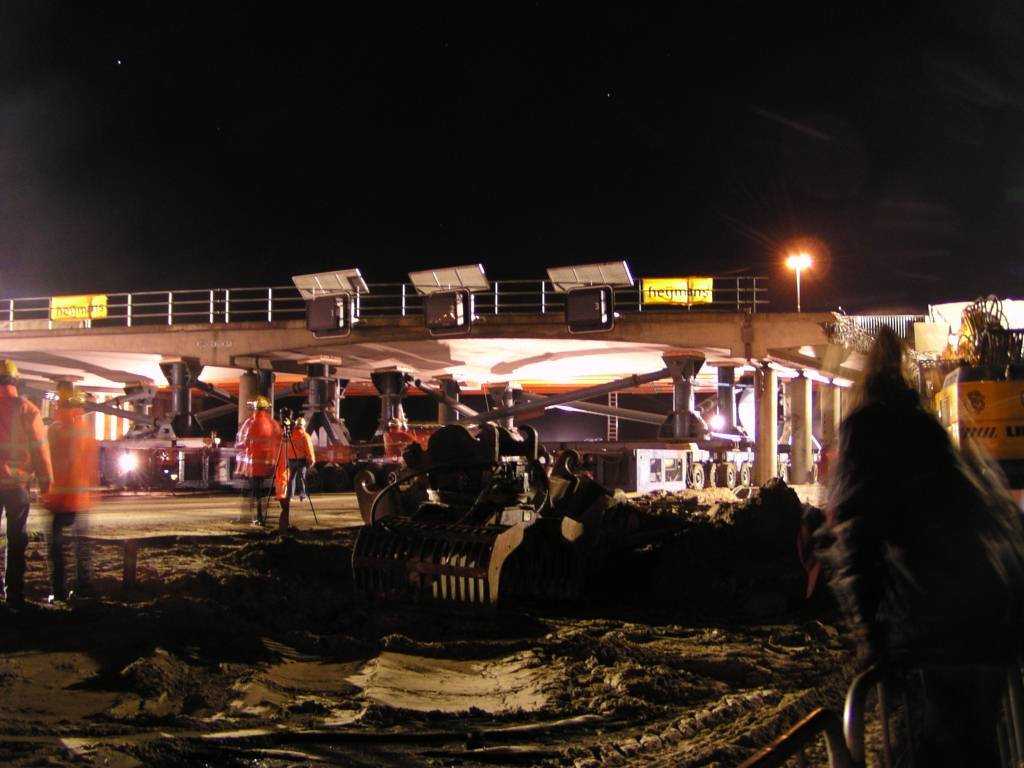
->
[352, 519, 526, 612]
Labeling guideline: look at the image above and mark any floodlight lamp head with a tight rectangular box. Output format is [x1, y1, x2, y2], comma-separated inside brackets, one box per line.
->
[786, 253, 812, 270]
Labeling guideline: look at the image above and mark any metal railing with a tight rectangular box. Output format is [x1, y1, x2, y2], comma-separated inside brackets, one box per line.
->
[843, 664, 898, 768]
[741, 658, 1024, 767]
[0, 276, 768, 331]
[738, 708, 852, 768]
[737, 663, 891, 768]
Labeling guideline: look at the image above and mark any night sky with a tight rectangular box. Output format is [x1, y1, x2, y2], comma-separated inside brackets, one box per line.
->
[3, 2, 1024, 313]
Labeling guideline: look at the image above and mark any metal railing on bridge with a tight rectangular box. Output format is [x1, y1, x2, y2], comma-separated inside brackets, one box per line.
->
[0, 276, 768, 331]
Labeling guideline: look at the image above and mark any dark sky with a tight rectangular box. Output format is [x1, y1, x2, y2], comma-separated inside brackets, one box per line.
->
[3, 2, 1024, 313]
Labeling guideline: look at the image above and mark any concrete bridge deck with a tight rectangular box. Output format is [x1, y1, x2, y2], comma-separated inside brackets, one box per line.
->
[0, 280, 877, 393]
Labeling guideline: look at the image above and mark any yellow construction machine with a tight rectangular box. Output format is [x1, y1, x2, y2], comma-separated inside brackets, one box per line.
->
[932, 296, 1024, 488]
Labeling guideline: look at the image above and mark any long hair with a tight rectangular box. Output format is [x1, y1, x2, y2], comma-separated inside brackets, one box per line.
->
[845, 325, 921, 416]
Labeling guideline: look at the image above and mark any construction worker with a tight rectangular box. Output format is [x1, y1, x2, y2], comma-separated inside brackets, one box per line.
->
[0, 360, 52, 608]
[235, 395, 281, 524]
[285, 416, 315, 502]
[276, 415, 315, 536]
[41, 383, 99, 602]
[825, 327, 1024, 766]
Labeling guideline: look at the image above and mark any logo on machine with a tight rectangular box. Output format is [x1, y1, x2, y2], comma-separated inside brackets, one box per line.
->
[196, 340, 233, 348]
[966, 390, 986, 413]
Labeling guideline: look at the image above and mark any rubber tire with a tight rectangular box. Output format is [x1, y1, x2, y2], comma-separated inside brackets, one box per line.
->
[305, 466, 323, 493]
[322, 462, 353, 493]
[688, 463, 704, 490]
[333, 464, 353, 492]
[739, 463, 752, 488]
[716, 463, 737, 489]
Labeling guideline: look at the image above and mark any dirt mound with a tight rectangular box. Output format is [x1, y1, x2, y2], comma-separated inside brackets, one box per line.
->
[0, 489, 854, 767]
[587, 479, 813, 619]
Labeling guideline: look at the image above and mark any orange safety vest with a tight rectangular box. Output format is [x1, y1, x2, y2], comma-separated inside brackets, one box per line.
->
[286, 426, 315, 464]
[236, 411, 283, 478]
[42, 407, 100, 513]
[0, 385, 53, 490]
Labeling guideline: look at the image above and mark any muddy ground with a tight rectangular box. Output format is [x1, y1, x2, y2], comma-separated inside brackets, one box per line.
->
[0, 483, 868, 768]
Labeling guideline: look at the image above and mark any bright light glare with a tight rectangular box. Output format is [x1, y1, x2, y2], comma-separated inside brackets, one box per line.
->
[786, 253, 812, 270]
[118, 453, 138, 473]
[709, 413, 726, 431]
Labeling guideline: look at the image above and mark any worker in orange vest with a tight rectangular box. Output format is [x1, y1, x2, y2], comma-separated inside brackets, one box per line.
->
[275, 415, 316, 536]
[42, 383, 100, 603]
[236, 395, 282, 525]
[0, 360, 52, 609]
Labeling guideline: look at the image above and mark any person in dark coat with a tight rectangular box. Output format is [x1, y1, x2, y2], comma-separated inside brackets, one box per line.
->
[826, 326, 1024, 767]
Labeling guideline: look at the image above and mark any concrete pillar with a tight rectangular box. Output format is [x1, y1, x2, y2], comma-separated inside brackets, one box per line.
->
[238, 371, 258, 425]
[820, 382, 842, 449]
[257, 369, 276, 417]
[754, 366, 778, 485]
[790, 374, 813, 484]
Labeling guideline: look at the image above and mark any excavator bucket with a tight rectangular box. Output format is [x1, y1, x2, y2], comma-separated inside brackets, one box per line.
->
[350, 423, 599, 614]
[352, 518, 526, 613]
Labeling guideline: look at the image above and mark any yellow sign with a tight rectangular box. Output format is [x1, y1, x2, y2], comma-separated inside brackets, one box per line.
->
[641, 278, 714, 305]
[50, 295, 108, 322]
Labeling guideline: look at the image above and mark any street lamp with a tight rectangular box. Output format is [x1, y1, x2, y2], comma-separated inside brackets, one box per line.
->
[785, 253, 812, 312]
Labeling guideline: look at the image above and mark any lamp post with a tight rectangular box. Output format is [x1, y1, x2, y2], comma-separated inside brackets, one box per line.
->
[785, 253, 812, 312]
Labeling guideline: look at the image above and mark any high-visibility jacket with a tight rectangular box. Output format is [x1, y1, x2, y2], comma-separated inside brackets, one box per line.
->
[236, 411, 282, 478]
[0, 385, 52, 491]
[274, 448, 289, 500]
[286, 426, 315, 465]
[42, 407, 100, 513]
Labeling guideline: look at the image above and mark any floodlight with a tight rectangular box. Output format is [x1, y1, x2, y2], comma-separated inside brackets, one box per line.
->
[546, 261, 634, 292]
[118, 453, 138, 473]
[408, 264, 489, 295]
[305, 294, 353, 337]
[409, 265, 488, 336]
[292, 268, 367, 338]
[566, 285, 616, 333]
[423, 290, 473, 337]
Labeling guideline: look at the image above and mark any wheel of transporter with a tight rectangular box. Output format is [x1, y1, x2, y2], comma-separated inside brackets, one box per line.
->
[688, 462, 705, 490]
[332, 464, 353, 492]
[715, 462, 737, 490]
[304, 465, 323, 493]
[384, 466, 402, 486]
[739, 463, 752, 488]
[319, 463, 345, 493]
